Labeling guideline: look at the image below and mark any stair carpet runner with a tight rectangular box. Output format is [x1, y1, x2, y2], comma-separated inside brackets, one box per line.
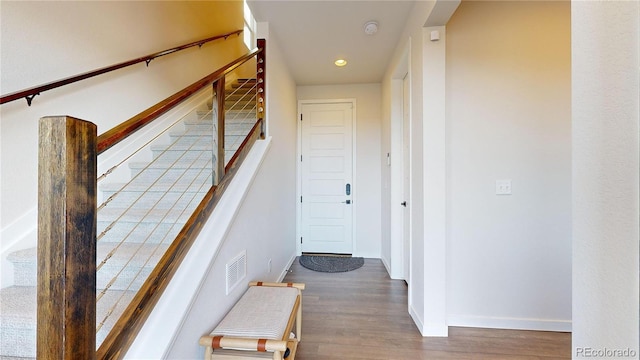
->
[0, 79, 258, 359]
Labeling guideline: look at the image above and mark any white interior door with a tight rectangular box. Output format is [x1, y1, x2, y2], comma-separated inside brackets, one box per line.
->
[300, 101, 354, 254]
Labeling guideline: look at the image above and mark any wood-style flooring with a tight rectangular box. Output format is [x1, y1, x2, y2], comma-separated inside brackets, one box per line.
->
[283, 258, 571, 360]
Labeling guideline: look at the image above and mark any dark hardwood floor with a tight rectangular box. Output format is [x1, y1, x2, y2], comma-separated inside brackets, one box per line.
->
[283, 258, 571, 360]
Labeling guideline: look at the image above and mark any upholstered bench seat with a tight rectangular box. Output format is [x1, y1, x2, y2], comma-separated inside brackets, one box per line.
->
[213, 286, 298, 339]
[199, 282, 305, 360]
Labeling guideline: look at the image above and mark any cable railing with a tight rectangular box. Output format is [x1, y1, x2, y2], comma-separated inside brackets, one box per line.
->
[36, 39, 267, 360]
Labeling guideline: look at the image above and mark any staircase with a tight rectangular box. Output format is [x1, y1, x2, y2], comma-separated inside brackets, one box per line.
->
[0, 79, 258, 359]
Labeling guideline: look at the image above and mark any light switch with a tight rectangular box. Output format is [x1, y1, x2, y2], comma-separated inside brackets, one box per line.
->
[496, 179, 512, 195]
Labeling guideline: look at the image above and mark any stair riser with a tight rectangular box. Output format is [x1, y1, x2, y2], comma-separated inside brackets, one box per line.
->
[226, 101, 255, 109]
[101, 184, 209, 206]
[100, 172, 213, 197]
[128, 159, 213, 177]
[149, 150, 215, 164]
[160, 136, 215, 148]
[125, 168, 214, 184]
[196, 110, 256, 118]
[97, 208, 195, 225]
[10, 262, 35, 288]
[225, 112, 256, 119]
[231, 83, 257, 89]
[225, 94, 256, 102]
[169, 129, 215, 138]
[100, 185, 210, 198]
[168, 124, 254, 139]
[165, 135, 247, 147]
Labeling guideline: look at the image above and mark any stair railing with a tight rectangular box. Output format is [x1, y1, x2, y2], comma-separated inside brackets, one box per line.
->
[37, 39, 266, 360]
[0, 30, 243, 106]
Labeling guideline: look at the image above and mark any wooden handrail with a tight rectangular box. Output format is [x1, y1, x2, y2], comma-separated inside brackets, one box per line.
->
[0, 29, 242, 106]
[97, 48, 260, 154]
[225, 119, 263, 173]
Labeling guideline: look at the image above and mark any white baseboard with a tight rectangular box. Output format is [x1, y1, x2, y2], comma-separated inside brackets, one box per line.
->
[278, 253, 297, 282]
[409, 304, 449, 336]
[447, 314, 572, 332]
[0, 208, 37, 255]
[380, 255, 391, 276]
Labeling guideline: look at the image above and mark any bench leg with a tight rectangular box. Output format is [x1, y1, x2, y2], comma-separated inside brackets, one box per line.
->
[204, 346, 213, 360]
[296, 298, 302, 342]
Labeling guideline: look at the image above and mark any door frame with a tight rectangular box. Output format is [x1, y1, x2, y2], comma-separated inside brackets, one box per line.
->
[390, 43, 412, 281]
[296, 99, 357, 255]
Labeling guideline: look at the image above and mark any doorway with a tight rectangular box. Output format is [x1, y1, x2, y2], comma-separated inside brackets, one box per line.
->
[390, 45, 411, 282]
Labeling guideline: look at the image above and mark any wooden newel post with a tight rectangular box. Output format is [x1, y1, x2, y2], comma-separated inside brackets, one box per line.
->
[213, 77, 226, 184]
[37, 116, 97, 360]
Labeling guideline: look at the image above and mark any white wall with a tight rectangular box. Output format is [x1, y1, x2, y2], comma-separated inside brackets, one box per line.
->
[572, 1, 639, 358]
[422, 24, 448, 335]
[445, 1, 572, 331]
[297, 84, 382, 258]
[0, 1, 247, 282]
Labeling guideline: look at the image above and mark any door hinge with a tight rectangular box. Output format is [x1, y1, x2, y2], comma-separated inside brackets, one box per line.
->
[300, 155, 303, 162]
[301, 237, 303, 244]
[300, 196, 303, 203]
[300, 114, 303, 121]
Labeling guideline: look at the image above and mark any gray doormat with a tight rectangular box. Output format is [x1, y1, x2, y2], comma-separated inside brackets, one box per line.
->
[299, 255, 364, 273]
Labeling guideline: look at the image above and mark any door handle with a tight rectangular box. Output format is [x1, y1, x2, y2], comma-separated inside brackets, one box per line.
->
[401, 201, 407, 207]
[342, 200, 351, 204]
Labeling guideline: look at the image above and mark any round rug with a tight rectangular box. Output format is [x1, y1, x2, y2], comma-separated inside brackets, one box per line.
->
[299, 255, 364, 273]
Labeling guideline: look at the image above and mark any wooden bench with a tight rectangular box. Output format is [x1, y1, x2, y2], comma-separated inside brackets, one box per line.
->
[199, 282, 305, 360]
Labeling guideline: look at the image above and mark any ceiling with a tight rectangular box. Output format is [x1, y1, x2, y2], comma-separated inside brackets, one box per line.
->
[247, 0, 416, 86]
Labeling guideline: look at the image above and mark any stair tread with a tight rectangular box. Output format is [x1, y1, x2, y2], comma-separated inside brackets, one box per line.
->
[8, 242, 170, 266]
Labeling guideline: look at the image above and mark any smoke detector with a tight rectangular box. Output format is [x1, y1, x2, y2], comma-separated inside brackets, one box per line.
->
[364, 21, 378, 35]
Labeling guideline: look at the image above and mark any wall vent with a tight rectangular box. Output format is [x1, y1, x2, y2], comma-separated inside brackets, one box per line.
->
[226, 250, 246, 295]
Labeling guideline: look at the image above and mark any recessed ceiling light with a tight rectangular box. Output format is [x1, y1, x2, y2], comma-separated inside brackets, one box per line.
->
[334, 59, 347, 67]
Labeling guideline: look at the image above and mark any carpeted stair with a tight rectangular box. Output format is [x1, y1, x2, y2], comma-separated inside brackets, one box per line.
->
[0, 79, 258, 359]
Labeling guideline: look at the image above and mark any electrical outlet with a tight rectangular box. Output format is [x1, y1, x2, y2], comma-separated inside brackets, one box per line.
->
[496, 179, 512, 195]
